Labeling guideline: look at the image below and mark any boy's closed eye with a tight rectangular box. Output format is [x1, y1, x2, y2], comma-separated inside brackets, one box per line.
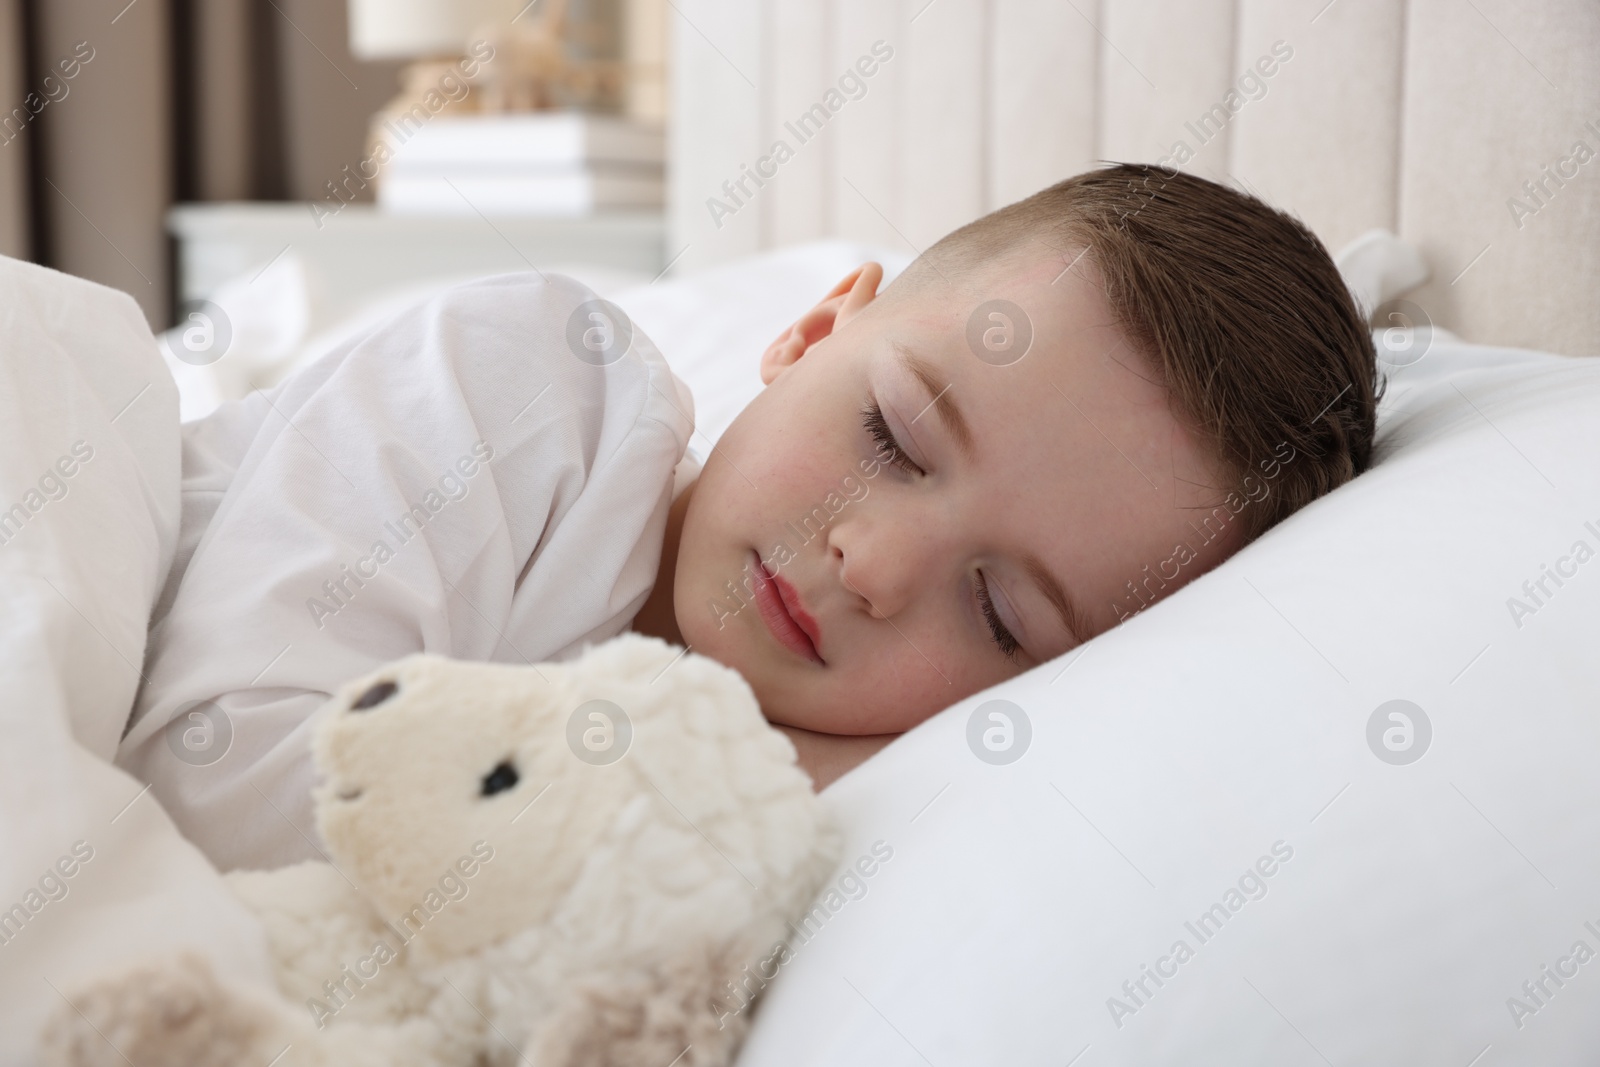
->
[860, 398, 1023, 661]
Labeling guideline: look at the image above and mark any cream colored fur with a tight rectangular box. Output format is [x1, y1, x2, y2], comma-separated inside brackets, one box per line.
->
[43, 634, 838, 1066]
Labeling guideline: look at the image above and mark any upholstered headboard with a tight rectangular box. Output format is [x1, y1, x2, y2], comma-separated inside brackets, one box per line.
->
[668, 0, 1599, 356]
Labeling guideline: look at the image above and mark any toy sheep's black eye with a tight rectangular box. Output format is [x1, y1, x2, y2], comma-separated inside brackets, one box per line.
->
[351, 681, 398, 710]
[481, 760, 519, 797]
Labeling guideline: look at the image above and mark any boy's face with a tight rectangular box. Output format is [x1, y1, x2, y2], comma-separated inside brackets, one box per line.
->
[673, 250, 1240, 736]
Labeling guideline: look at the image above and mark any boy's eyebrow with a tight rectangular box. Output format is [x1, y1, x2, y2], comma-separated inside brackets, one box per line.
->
[1024, 553, 1092, 647]
[895, 346, 976, 461]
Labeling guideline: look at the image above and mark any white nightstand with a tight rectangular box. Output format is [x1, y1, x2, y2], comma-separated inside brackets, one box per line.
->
[168, 203, 667, 324]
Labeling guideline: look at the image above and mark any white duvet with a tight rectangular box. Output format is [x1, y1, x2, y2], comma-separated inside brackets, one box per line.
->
[0, 258, 279, 1061]
[0, 260, 694, 1058]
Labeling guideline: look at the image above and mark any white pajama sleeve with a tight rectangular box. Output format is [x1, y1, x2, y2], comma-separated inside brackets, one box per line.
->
[116, 272, 694, 871]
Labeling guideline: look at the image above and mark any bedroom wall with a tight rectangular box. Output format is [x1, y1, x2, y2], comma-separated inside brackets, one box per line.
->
[668, 0, 1600, 357]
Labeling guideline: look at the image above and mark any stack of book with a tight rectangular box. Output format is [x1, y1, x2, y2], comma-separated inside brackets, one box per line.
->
[379, 112, 664, 216]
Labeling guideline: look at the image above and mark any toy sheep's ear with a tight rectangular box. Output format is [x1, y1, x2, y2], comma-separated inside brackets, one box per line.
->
[350, 680, 398, 710]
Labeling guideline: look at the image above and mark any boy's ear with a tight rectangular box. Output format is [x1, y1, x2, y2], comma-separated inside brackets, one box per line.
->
[759, 262, 884, 385]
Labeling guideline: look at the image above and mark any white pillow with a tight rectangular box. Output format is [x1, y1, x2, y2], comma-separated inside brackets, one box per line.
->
[161, 253, 658, 423]
[613, 240, 913, 457]
[727, 336, 1600, 1064]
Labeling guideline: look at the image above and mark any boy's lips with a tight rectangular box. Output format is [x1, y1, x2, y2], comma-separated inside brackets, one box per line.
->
[750, 551, 824, 664]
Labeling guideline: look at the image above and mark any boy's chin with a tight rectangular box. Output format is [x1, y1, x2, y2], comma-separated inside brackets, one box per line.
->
[676, 605, 763, 687]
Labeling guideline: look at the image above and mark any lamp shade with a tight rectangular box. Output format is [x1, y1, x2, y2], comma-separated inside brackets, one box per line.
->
[348, 0, 511, 60]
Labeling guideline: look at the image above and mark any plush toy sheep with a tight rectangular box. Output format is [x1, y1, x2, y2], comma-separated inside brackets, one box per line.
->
[45, 634, 838, 1067]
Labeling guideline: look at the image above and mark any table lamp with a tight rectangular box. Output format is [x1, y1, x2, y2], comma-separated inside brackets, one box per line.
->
[348, 0, 514, 62]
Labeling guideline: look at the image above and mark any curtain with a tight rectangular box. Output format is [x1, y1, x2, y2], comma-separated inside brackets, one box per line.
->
[0, 0, 401, 330]
[0, 0, 27, 259]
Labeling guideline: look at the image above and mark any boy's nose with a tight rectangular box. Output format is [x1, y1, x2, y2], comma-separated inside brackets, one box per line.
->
[829, 515, 939, 622]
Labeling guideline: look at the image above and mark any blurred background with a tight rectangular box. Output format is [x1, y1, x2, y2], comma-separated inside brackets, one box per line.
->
[0, 0, 666, 327]
[0, 0, 1594, 406]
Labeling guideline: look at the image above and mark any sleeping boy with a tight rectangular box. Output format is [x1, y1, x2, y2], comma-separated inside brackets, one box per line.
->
[118, 164, 1379, 870]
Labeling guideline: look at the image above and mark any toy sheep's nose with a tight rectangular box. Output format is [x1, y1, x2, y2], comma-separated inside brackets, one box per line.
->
[481, 760, 519, 796]
[351, 680, 398, 711]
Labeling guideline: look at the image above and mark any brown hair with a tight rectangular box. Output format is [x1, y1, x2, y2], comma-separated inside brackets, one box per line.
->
[909, 163, 1380, 543]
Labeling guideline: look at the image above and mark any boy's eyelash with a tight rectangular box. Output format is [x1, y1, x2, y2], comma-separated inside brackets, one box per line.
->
[861, 401, 923, 475]
[975, 573, 1021, 661]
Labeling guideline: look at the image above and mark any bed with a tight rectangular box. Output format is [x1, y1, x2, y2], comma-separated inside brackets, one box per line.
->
[6, 231, 1599, 1062]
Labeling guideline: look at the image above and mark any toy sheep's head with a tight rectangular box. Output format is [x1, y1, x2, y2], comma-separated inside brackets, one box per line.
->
[311, 633, 816, 962]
